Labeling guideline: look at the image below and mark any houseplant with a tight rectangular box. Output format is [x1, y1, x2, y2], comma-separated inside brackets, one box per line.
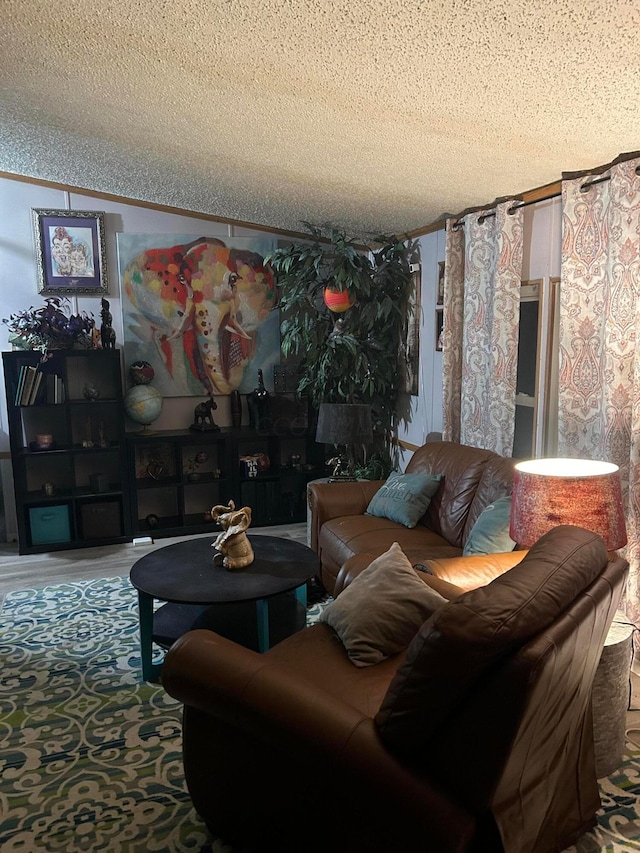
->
[266, 224, 416, 475]
[3, 297, 95, 352]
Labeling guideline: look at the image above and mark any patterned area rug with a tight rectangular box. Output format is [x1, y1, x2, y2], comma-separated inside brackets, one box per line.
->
[0, 577, 639, 852]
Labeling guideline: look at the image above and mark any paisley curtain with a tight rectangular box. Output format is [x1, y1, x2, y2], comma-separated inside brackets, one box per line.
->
[558, 155, 640, 621]
[442, 201, 524, 456]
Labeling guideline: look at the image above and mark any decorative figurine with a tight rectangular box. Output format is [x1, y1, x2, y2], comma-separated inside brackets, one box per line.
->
[326, 455, 348, 479]
[83, 381, 99, 401]
[100, 298, 116, 349]
[185, 450, 209, 481]
[210, 500, 254, 569]
[190, 397, 220, 431]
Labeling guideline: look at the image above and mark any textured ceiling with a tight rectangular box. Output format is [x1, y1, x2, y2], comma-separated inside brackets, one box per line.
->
[1, 0, 638, 237]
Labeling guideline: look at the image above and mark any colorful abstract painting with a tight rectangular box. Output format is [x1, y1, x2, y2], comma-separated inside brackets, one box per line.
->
[117, 234, 279, 397]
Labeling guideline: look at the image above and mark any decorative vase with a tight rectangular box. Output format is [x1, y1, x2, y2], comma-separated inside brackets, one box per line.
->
[247, 369, 271, 431]
[129, 360, 155, 386]
[230, 390, 242, 428]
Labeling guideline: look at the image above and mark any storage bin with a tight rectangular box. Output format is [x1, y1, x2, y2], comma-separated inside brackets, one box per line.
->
[80, 500, 122, 540]
[29, 504, 71, 546]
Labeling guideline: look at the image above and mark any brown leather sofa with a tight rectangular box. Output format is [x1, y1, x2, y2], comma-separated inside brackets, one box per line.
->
[309, 440, 517, 594]
[163, 525, 628, 853]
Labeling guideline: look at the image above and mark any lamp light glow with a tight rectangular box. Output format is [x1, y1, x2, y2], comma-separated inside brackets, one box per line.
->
[509, 458, 627, 550]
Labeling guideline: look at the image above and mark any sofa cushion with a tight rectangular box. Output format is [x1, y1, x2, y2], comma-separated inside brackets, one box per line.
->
[319, 542, 447, 667]
[405, 442, 498, 547]
[463, 454, 517, 542]
[462, 496, 516, 556]
[365, 472, 442, 528]
[318, 515, 458, 593]
[375, 525, 609, 754]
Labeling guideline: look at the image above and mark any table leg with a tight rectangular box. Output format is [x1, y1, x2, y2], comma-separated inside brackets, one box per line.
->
[137, 590, 162, 683]
[256, 598, 269, 652]
[295, 582, 307, 608]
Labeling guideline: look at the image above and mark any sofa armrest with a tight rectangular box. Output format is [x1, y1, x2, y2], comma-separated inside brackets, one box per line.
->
[417, 550, 527, 591]
[307, 479, 385, 552]
[163, 629, 369, 739]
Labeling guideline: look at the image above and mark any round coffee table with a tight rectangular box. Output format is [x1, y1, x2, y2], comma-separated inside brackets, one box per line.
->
[130, 534, 319, 681]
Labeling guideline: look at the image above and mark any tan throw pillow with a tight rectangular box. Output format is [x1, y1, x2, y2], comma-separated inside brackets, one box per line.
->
[319, 542, 447, 667]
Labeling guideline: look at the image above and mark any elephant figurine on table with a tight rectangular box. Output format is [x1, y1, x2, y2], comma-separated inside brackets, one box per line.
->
[210, 500, 254, 569]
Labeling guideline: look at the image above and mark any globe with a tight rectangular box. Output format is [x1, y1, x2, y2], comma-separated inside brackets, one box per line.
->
[124, 384, 163, 432]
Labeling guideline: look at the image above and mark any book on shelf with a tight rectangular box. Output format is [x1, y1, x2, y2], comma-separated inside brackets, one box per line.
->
[45, 373, 55, 404]
[55, 375, 65, 404]
[19, 366, 37, 405]
[14, 365, 27, 406]
[27, 370, 43, 405]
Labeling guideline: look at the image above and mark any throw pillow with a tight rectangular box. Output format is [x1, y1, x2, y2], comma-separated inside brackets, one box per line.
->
[318, 542, 447, 667]
[365, 471, 442, 528]
[463, 496, 516, 556]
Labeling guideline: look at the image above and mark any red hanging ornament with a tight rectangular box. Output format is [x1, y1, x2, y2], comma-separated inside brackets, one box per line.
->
[323, 286, 355, 313]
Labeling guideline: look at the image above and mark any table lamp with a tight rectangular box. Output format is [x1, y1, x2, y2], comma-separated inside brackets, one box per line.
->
[510, 458, 627, 553]
[315, 403, 372, 482]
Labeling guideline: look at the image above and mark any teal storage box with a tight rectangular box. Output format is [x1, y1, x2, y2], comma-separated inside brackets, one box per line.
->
[29, 505, 71, 546]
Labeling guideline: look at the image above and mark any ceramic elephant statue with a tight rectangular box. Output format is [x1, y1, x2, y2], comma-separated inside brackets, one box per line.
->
[210, 500, 254, 569]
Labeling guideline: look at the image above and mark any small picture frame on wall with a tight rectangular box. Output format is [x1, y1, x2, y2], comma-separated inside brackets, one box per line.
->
[437, 261, 445, 305]
[32, 209, 109, 295]
[435, 309, 444, 351]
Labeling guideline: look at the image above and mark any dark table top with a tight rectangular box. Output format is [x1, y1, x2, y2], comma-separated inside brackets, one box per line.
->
[129, 534, 319, 605]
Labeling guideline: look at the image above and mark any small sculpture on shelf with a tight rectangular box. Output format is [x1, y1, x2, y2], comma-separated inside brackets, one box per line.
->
[83, 381, 99, 401]
[190, 397, 220, 431]
[210, 500, 254, 569]
[100, 298, 116, 349]
[185, 450, 209, 481]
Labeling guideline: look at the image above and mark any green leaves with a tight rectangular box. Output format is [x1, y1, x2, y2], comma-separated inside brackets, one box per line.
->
[268, 224, 417, 469]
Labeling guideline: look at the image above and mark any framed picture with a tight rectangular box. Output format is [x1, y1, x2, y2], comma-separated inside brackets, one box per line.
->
[435, 309, 444, 351]
[437, 261, 445, 305]
[32, 209, 109, 295]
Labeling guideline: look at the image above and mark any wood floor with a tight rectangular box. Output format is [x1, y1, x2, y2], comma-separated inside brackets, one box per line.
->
[0, 522, 308, 603]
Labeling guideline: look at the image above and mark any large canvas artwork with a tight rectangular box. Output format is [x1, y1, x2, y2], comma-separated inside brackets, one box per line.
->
[117, 234, 278, 397]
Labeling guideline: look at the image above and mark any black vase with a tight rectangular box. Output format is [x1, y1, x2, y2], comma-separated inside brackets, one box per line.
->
[230, 390, 242, 428]
[247, 369, 271, 431]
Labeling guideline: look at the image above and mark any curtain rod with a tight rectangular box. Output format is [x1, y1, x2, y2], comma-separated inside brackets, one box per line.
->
[452, 164, 640, 230]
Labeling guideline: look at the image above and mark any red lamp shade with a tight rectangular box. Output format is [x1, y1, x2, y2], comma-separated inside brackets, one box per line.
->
[510, 458, 627, 550]
[323, 286, 355, 313]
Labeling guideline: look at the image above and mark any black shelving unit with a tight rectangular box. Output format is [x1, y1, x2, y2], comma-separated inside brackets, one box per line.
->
[126, 420, 323, 539]
[2, 348, 131, 554]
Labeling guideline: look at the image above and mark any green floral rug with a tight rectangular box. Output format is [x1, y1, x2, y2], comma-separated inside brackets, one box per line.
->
[0, 576, 639, 852]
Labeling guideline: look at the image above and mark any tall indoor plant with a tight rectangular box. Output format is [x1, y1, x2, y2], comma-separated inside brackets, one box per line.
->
[266, 224, 416, 475]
